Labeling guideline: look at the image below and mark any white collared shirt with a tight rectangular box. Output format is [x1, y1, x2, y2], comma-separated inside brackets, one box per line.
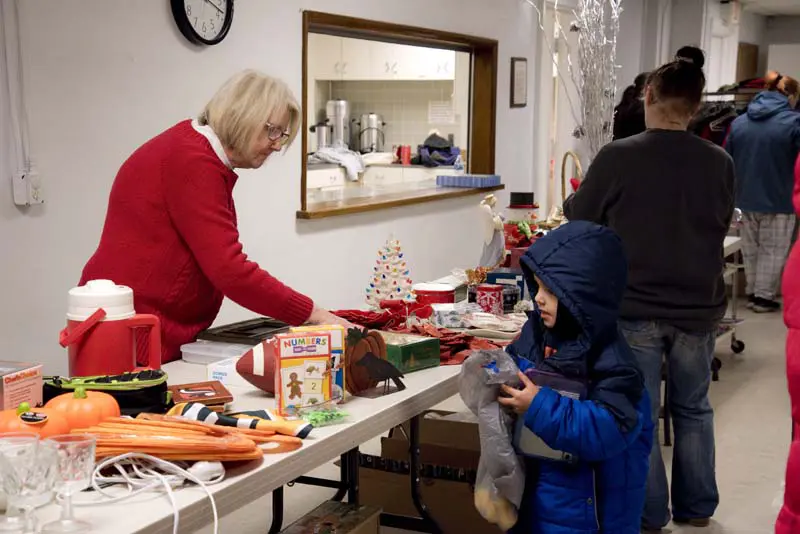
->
[191, 119, 233, 169]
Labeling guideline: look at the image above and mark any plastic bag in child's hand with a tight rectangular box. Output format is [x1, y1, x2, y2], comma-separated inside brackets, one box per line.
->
[459, 350, 525, 529]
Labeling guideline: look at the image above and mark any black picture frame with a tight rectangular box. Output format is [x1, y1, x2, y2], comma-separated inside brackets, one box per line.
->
[171, 0, 235, 46]
[510, 57, 528, 108]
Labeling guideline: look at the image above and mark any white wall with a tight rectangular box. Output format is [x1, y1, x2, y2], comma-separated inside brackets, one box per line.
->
[766, 16, 800, 45]
[768, 44, 800, 79]
[3, 0, 539, 374]
[739, 9, 768, 75]
[617, 0, 647, 90]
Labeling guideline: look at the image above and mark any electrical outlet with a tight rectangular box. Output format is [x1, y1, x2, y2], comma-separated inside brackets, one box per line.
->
[27, 170, 44, 204]
[11, 169, 44, 206]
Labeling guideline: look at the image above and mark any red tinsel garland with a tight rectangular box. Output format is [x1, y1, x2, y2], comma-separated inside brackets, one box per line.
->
[332, 302, 506, 365]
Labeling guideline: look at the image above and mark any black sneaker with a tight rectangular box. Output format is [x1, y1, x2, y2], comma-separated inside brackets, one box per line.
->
[753, 297, 780, 313]
[673, 517, 711, 527]
[746, 294, 756, 309]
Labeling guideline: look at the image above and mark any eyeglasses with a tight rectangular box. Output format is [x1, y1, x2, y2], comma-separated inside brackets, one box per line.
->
[265, 122, 290, 145]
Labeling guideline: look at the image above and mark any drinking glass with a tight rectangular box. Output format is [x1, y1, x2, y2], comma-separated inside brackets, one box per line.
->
[0, 433, 59, 534]
[40, 435, 96, 534]
[0, 433, 38, 533]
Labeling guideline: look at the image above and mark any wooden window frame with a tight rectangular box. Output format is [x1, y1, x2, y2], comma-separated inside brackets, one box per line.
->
[298, 11, 499, 220]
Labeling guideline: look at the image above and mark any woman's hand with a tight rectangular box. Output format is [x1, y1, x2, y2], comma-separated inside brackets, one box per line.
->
[498, 372, 540, 414]
[306, 307, 354, 329]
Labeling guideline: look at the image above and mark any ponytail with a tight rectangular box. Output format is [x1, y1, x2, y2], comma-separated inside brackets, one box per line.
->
[765, 71, 800, 99]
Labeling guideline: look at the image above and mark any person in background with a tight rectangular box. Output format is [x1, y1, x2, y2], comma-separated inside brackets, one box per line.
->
[564, 59, 735, 530]
[613, 72, 648, 140]
[80, 70, 350, 365]
[504, 221, 651, 534]
[776, 152, 800, 534]
[725, 72, 800, 313]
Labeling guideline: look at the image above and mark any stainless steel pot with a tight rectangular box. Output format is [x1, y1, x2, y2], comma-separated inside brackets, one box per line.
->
[309, 119, 331, 150]
[325, 100, 351, 149]
[355, 113, 386, 154]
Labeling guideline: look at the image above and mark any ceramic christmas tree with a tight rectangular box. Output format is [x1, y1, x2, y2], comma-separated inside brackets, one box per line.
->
[366, 237, 414, 308]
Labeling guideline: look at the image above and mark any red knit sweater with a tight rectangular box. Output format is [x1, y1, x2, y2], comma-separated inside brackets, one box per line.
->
[81, 120, 314, 364]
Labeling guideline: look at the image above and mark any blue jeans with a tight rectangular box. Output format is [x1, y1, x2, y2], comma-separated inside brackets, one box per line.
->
[618, 320, 719, 529]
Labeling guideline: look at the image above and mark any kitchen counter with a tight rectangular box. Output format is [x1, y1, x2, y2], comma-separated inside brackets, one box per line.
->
[307, 162, 455, 170]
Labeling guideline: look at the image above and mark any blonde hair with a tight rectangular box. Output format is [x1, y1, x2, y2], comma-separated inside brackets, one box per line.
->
[199, 70, 301, 155]
[765, 71, 800, 99]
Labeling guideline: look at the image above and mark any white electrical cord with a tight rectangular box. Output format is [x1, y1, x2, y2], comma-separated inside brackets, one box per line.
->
[71, 453, 224, 534]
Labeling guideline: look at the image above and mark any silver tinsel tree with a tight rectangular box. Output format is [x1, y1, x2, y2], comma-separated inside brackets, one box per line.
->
[526, 0, 623, 161]
[573, 0, 622, 159]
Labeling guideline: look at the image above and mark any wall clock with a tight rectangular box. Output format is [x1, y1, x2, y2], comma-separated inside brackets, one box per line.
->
[171, 0, 234, 46]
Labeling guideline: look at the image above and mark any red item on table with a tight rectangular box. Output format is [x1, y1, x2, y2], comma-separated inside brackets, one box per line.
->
[332, 307, 506, 365]
[333, 302, 433, 331]
[509, 247, 527, 270]
[476, 284, 504, 315]
[405, 323, 505, 365]
[397, 145, 412, 165]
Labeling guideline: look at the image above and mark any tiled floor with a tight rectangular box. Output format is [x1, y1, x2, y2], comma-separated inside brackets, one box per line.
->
[197, 304, 791, 533]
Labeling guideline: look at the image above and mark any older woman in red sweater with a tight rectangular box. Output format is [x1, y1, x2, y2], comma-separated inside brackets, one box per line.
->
[777, 153, 800, 533]
[81, 70, 349, 364]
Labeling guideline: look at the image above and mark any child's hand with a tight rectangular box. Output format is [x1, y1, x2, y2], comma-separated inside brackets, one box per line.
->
[498, 372, 540, 414]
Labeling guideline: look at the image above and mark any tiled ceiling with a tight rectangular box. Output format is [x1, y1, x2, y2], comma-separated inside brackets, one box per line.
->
[740, 0, 800, 16]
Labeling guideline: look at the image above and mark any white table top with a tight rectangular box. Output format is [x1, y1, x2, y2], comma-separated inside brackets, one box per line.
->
[33, 362, 462, 534]
[724, 235, 741, 257]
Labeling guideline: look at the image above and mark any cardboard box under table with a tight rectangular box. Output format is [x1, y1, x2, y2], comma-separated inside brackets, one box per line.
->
[359, 410, 501, 534]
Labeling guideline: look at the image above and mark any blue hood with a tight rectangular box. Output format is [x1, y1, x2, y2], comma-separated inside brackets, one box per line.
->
[513, 221, 643, 431]
[747, 91, 793, 121]
[520, 221, 628, 344]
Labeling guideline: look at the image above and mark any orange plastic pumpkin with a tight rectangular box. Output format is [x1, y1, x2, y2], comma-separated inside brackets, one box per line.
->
[45, 387, 120, 429]
[0, 403, 72, 437]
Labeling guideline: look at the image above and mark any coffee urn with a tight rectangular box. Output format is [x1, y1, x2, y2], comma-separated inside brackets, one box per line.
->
[354, 113, 386, 154]
[325, 99, 351, 149]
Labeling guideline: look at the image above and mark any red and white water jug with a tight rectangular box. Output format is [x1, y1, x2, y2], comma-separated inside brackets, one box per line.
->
[59, 279, 161, 377]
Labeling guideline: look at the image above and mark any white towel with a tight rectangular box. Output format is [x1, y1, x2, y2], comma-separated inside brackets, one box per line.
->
[308, 147, 364, 181]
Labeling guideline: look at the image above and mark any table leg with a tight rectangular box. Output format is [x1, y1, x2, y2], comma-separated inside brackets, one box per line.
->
[380, 415, 443, 533]
[331, 450, 350, 502]
[346, 448, 359, 505]
[268, 486, 284, 534]
[408, 415, 440, 533]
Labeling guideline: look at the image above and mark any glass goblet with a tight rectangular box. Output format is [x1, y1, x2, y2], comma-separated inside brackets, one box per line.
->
[0, 433, 58, 534]
[40, 434, 96, 534]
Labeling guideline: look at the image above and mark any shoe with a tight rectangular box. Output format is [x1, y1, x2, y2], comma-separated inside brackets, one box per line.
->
[752, 297, 780, 313]
[673, 517, 711, 527]
[746, 294, 756, 309]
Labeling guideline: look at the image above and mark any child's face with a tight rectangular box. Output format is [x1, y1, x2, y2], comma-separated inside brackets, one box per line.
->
[533, 275, 558, 328]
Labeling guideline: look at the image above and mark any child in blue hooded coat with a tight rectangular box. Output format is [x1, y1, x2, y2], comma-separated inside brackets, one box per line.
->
[501, 221, 653, 533]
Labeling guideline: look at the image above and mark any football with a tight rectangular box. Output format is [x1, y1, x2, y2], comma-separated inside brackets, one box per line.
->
[235, 339, 277, 394]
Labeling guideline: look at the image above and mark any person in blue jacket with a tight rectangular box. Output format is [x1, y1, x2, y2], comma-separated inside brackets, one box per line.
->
[501, 221, 653, 533]
[726, 71, 800, 313]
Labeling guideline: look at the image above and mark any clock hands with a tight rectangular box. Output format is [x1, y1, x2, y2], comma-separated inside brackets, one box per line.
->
[203, 0, 223, 15]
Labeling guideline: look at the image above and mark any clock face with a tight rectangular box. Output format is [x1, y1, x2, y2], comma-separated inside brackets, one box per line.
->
[171, 0, 233, 46]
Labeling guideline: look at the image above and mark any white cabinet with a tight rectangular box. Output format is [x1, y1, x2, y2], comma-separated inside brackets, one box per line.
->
[340, 38, 372, 80]
[308, 34, 343, 80]
[369, 41, 400, 80]
[307, 167, 347, 189]
[308, 34, 456, 82]
[362, 166, 404, 186]
[396, 47, 455, 81]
